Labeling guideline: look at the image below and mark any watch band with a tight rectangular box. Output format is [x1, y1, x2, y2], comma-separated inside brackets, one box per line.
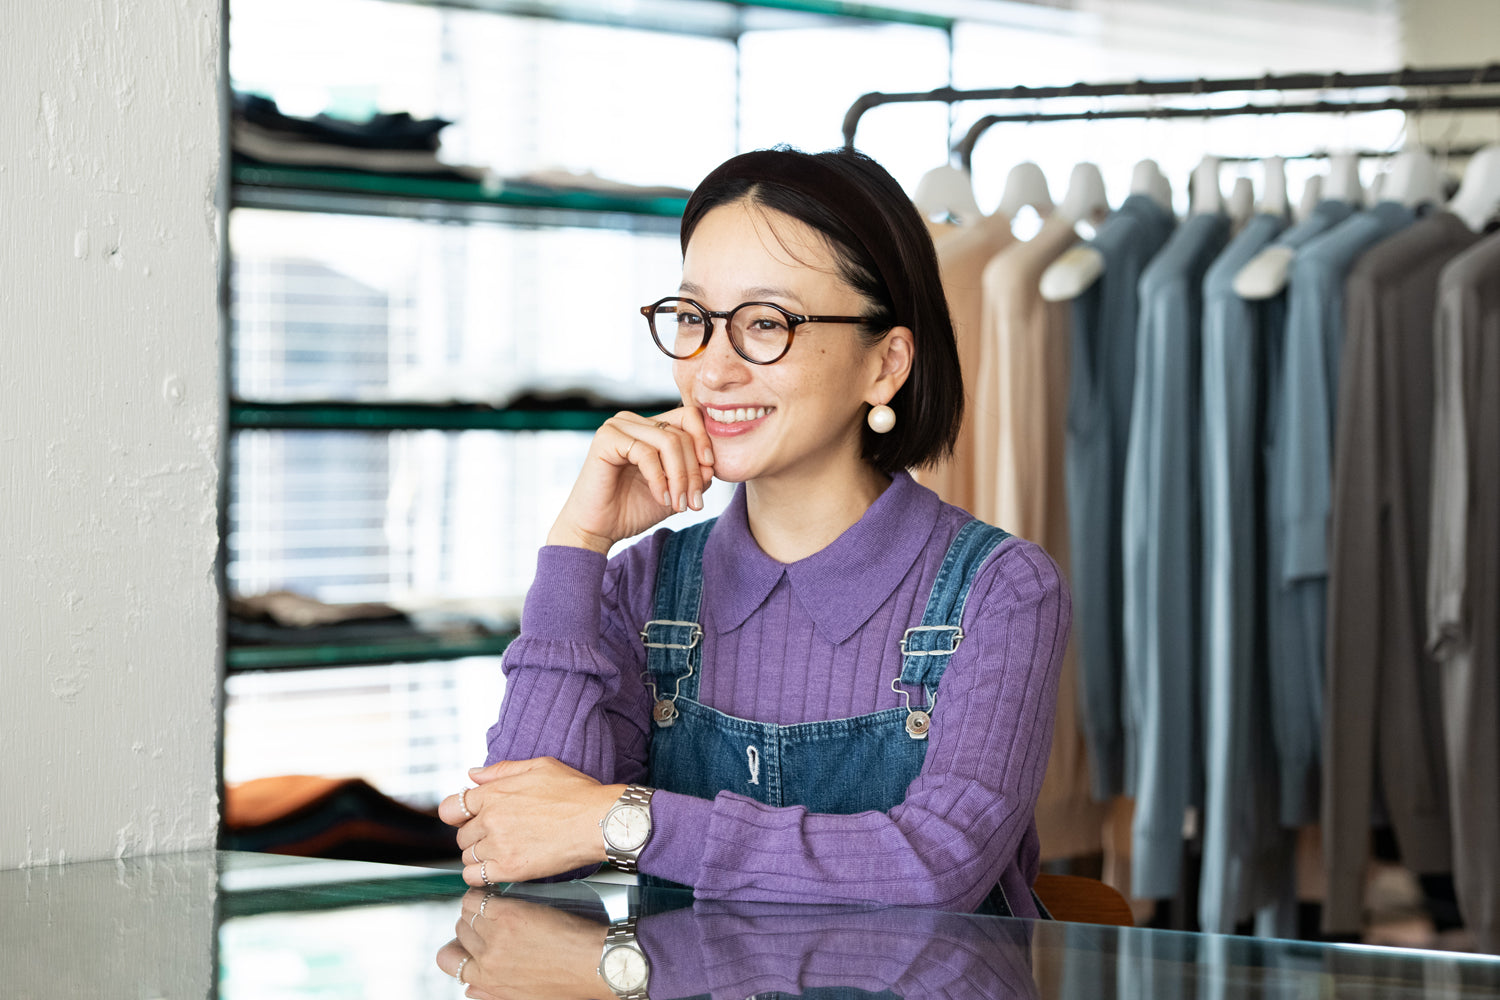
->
[598, 918, 650, 1000]
[601, 784, 655, 873]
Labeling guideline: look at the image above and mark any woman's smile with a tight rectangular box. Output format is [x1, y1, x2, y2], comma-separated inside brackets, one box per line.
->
[703, 405, 775, 435]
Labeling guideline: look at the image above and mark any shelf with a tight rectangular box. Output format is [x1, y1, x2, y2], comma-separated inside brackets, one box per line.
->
[226, 632, 516, 672]
[368, 0, 953, 35]
[230, 399, 678, 432]
[231, 162, 687, 230]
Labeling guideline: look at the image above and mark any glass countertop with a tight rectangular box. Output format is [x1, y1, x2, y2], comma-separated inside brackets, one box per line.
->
[2, 850, 1498, 998]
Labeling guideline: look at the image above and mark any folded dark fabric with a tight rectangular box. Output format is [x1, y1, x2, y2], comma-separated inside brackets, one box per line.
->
[225, 775, 457, 864]
[234, 92, 449, 151]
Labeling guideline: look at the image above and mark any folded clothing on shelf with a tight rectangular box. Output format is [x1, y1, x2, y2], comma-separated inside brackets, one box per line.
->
[224, 774, 458, 865]
[227, 590, 513, 647]
[232, 91, 490, 181]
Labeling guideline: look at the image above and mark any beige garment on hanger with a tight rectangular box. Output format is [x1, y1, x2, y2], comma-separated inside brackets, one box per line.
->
[913, 212, 1016, 514]
[974, 212, 1109, 861]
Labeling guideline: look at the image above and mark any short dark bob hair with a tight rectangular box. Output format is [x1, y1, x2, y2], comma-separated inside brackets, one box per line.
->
[679, 146, 962, 475]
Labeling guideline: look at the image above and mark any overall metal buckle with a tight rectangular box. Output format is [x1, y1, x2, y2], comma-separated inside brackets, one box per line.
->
[640, 620, 702, 727]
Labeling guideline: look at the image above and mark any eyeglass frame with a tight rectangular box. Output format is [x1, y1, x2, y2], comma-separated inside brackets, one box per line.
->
[639, 296, 873, 366]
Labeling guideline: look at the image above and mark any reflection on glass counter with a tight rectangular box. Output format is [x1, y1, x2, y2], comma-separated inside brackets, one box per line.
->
[4, 852, 1500, 998]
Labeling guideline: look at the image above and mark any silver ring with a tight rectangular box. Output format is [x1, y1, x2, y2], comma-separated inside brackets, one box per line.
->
[656, 420, 670, 430]
[479, 893, 491, 919]
[467, 845, 480, 865]
[457, 787, 473, 820]
[479, 860, 492, 886]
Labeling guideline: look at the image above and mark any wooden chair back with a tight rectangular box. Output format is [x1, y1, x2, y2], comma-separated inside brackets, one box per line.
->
[1032, 873, 1135, 926]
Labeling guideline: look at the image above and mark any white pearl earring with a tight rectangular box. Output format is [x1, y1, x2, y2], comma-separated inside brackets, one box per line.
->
[867, 403, 896, 434]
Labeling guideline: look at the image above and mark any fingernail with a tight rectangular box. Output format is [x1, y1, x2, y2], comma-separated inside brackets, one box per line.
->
[677, 493, 687, 512]
[691, 489, 702, 510]
[468, 767, 481, 776]
[702, 447, 713, 463]
[662, 490, 672, 508]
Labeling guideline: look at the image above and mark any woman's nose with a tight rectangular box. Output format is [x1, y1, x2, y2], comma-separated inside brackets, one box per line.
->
[691, 317, 750, 388]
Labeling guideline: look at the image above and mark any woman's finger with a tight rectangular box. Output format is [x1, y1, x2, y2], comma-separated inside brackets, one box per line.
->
[435, 939, 469, 981]
[675, 404, 716, 475]
[437, 786, 476, 827]
[647, 419, 697, 513]
[651, 408, 714, 507]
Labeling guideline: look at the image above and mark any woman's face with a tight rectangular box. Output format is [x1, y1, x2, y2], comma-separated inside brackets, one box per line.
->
[673, 200, 890, 487]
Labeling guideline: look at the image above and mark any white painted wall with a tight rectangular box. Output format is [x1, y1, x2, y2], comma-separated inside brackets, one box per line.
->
[1399, 0, 1500, 148]
[0, 1, 222, 868]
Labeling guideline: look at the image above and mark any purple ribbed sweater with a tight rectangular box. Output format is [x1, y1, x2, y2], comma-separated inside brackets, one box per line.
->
[486, 471, 1070, 914]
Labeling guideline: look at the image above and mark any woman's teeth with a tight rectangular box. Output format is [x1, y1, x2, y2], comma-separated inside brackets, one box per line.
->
[707, 406, 771, 424]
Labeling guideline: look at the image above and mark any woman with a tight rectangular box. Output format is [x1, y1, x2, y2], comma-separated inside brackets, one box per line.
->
[440, 146, 1069, 916]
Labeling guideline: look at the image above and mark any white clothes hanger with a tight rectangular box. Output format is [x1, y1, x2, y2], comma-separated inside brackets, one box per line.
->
[912, 163, 985, 226]
[1381, 147, 1443, 207]
[1259, 156, 1290, 217]
[1038, 163, 1110, 301]
[1057, 161, 1109, 224]
[1233, 243, 1296, 299]
[1297, 173, 1324, 220]
[996, 161, 1054, 219]
[1324, 151, 1364, 204]
[1228, 176, 1256, 227]
[1131, 158, 1174, 211]
[1448, 143, 1500, 231]
[1232, 159, 1299, 298]
[1190, 156, 1224, 215]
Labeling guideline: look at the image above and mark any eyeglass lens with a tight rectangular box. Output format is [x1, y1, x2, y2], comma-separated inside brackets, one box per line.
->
[648, 299, 792, 364]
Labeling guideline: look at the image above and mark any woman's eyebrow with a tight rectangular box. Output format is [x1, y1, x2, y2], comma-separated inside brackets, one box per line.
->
[678, 280, 802, 302]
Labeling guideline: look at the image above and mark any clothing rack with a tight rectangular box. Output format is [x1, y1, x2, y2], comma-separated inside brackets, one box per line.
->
[953, 95, 1500, 171]
[840, 64, 1500, 168]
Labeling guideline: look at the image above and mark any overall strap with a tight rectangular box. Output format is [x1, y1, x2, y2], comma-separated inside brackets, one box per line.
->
[640, 519, 716, 700]
[898, 519, 1011, 691]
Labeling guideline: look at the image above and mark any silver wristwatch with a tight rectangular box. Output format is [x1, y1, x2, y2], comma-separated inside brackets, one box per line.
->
[598, 918, 650, 999]
[599, 784, 655, 873]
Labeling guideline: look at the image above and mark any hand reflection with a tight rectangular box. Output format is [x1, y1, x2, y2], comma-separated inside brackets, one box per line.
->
[436, 883, 1041, 1000]
[435, 888, 610, 1000]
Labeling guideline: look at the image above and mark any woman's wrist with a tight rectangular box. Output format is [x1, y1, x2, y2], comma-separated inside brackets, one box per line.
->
[546, 517, 616, 554]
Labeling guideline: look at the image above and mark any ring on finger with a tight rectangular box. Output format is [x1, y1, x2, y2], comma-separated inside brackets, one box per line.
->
[470, 892, 491, 929]
[655, 420, 670, 430]
[467, 845, 480, 865]
[457, 787, 473, 820]
[479, 860, 493, 886]
[454, 955, 470, 985]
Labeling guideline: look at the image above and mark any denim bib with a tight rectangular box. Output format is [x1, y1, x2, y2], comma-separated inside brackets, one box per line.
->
[640, 518, 1029, 914]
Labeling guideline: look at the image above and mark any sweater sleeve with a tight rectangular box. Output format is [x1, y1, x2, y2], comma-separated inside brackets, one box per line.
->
[483, 537, 662, 785]
[638, 537, 1069, 912]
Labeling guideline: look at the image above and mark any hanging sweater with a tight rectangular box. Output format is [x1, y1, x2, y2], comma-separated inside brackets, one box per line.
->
[485, 471, 1070, 914]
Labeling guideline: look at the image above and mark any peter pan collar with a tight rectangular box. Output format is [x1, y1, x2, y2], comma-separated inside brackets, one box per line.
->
[701, 471, 942, 644]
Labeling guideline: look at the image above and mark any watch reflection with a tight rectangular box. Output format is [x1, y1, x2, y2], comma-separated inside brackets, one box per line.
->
[436, 883, 1039, 1000]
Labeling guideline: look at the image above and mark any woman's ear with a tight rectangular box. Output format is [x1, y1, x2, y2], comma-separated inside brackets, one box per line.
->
[869, 325, 914, 403]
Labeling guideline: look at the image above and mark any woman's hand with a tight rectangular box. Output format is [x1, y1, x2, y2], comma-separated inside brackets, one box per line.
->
[439, 757, 624, 886]
[547, 407, 715, 553]
[435, 889, 611, 1000]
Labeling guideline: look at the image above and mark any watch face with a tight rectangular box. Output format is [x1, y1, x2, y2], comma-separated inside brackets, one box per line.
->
[603, 803, 650, 852]
[601, 944, 648, 992]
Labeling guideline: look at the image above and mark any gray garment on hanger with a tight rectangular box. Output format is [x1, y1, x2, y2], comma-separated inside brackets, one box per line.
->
[1265, 202, 1413, 848]
[1426, 232, 1500, 955]
[1121, 210, 1231, 900]
[1268, 201, 1420, 936]
[1326, 214, 1475, 933]
[1198, 212, 1298, 936]
[1065, 193, 1176, 803]
[1253, 200, 1356, 830]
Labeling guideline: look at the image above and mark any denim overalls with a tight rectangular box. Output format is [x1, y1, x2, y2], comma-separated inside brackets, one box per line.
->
[640, 517, 1038, 916]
